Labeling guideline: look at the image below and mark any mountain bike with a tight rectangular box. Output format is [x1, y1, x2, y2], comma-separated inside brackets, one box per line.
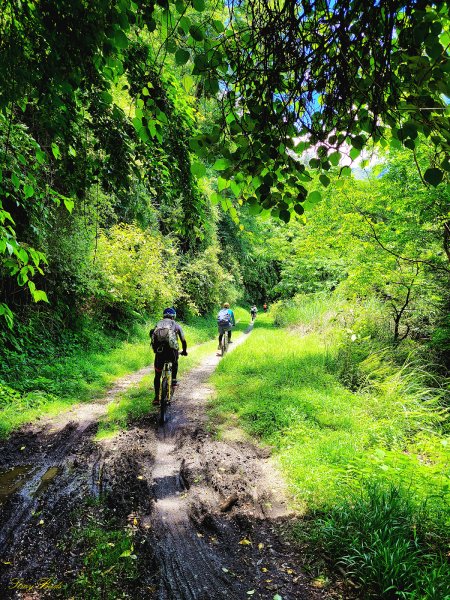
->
[159, 361, 172, 425]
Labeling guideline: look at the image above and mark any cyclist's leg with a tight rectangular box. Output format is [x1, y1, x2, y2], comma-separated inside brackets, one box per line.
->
[218, 328, 224, 349]
[227, 326, 232, 342]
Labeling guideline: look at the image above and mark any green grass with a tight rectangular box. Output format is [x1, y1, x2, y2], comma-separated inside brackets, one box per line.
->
[0, 324, 151, 437]
[210, 308, 450, 597]
[58, 499, 141, 600]
[298, 483, 450, 599]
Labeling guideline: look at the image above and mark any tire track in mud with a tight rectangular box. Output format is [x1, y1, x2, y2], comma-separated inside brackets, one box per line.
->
[140, 327, 329, 600]
[0, 365, 152, 595]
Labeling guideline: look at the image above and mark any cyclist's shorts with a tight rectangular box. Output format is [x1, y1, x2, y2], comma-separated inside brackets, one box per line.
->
[218, 325, 232, 335]
[154, 348, 178, 372]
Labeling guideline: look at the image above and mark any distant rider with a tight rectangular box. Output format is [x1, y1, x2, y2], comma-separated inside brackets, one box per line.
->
[250, 304, 258, 321]
[217, 302, 235, 349]
[150, 307, 187, 405]
[263, 302, 268, 313]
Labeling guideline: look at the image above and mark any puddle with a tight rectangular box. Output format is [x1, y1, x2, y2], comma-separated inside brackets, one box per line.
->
[34, 466, 61, 497]
[0, 465, 34, 503]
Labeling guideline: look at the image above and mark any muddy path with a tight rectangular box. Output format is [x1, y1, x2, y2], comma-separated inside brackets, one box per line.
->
[0, 328, 336, 599]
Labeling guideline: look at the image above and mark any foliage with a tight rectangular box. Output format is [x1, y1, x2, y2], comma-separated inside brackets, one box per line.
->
[94, 223, 180, 317]
[304, 483, 449, 599]
[180, 244, 240, 314]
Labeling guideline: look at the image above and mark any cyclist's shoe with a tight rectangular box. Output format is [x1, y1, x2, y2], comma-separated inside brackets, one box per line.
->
[172, 380, 179, 387]
[152, 397, 160, 406]
[228, 340, 233, 344]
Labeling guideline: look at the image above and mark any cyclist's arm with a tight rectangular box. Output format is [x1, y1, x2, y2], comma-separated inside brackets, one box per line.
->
[230, 310, 236, 326]
[176, 324, 188, 353]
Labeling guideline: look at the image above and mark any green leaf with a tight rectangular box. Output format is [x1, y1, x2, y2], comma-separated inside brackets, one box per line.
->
[175, 49, 190, 65]
[294, 203, 304, 215]
[11, 172, 20, 189]
[36, 150, 47, 165]
[51, 143, 61, 160]
[230, 180, 241, 197]
[189, 25, 204, 42]
[218, 177, 229, 192]
[175, 0, 185, 14]
[24, 184, 34, 199]
[307, 191, 322, 204]
[213, 158, 231, 171]
[349, 147, 361, 160]
[351, 135, 365, 150]
[341, 166, 352, 178]
[191, 161, 206, 177]
[210, 192, 221, 205]
[193, 0, 205, 11]
[114, 29, 129, 49]
[213, 20, 225, 33]
[182, 75, 194, 93]
[329, 151, 341, 166]
[279, 209, 291, 223]
[63, 198, 74, 213]
[319, 174, 330, 187]
[100, 91, 113, 104]
[423, 168, 443, 187]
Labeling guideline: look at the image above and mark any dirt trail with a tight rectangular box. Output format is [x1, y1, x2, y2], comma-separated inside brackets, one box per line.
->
[0, 328, 333, 599]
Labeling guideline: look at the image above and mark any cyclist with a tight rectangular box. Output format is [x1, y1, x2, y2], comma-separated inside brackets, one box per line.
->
[150, 307, 187, 406]
[250, 304, 258, 321]
[217, 302, 235, 350]
[263, 302, 268, 313]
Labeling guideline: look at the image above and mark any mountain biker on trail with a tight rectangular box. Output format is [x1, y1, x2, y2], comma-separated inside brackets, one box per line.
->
[217, 302, 235, 350]
[150, 307, 187, 405]
[263, 302, 268, 312]
[250, 305, 258, 321]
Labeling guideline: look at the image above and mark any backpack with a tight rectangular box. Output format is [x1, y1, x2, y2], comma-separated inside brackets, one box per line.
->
[152, 318, 179, 350]
[217, 308, 231, 327]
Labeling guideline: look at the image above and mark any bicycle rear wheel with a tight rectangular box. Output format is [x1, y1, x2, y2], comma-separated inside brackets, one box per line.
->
[160, 377, 168, 425]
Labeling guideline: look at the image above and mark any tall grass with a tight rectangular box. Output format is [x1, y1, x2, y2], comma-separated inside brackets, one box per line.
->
[302, 483, 449, 599]
[210, 300, 450, 597]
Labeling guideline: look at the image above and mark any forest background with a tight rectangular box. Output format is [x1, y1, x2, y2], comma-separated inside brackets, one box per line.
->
[0, 1, 449, 598]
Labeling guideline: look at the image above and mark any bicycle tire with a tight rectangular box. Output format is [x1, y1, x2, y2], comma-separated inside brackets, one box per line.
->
[160, 377, 168, 425]
[224, 335, 229, 354]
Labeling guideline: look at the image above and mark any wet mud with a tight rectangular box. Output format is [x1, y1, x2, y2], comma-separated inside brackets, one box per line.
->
[0, 332, 339, 599]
